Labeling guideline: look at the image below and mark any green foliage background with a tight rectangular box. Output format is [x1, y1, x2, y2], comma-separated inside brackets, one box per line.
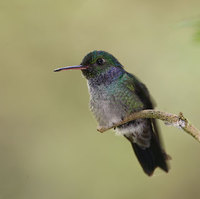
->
[1, 0, 200, 199]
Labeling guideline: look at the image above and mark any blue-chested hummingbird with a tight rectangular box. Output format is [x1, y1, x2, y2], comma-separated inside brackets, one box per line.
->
[54, 50, 169, 176]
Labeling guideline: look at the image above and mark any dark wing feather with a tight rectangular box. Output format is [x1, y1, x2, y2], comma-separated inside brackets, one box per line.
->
[125, 72, 153, 109]
[124, 72, 169, 174]
[125, 72, 161, 141]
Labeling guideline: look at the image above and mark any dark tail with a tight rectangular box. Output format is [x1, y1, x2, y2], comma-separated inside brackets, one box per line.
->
[127, 132, 169, 176]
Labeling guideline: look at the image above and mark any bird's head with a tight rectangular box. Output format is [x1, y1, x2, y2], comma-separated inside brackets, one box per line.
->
[54, 50, 123, 79]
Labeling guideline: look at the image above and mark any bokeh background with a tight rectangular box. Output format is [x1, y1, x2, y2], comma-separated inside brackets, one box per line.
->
[1, 0, 200, 199]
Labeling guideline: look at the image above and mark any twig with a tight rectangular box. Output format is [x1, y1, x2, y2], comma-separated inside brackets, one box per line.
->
[97, 110, 200, 142]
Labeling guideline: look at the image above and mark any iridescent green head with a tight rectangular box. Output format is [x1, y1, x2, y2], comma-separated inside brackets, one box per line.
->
[54, 50, 123, 79]
[81, 50, 123, 79]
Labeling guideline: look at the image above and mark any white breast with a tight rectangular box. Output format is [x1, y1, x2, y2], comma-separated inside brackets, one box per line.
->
[88, 83, 123, 128]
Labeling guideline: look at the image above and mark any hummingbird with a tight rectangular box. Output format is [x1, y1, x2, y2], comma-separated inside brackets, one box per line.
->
[54, 50, 169, 176]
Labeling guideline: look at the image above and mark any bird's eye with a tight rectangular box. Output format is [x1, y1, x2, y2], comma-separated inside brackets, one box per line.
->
[96, 58, 104, 65]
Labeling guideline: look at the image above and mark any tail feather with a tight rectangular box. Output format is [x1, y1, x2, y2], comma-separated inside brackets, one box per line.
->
[128, 132, 169, 176]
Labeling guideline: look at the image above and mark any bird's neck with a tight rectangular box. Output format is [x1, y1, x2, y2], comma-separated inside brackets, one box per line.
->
[88, 67, 125, 87]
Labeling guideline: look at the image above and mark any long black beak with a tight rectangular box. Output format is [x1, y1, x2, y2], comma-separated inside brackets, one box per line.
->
[54, 65, 88, 72]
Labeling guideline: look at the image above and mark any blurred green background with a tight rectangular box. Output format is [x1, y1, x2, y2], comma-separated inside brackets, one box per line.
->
[1, 0, 200, 199]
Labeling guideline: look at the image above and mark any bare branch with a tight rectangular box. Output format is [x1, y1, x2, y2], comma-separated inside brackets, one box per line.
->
[97, 110, 200, 142]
